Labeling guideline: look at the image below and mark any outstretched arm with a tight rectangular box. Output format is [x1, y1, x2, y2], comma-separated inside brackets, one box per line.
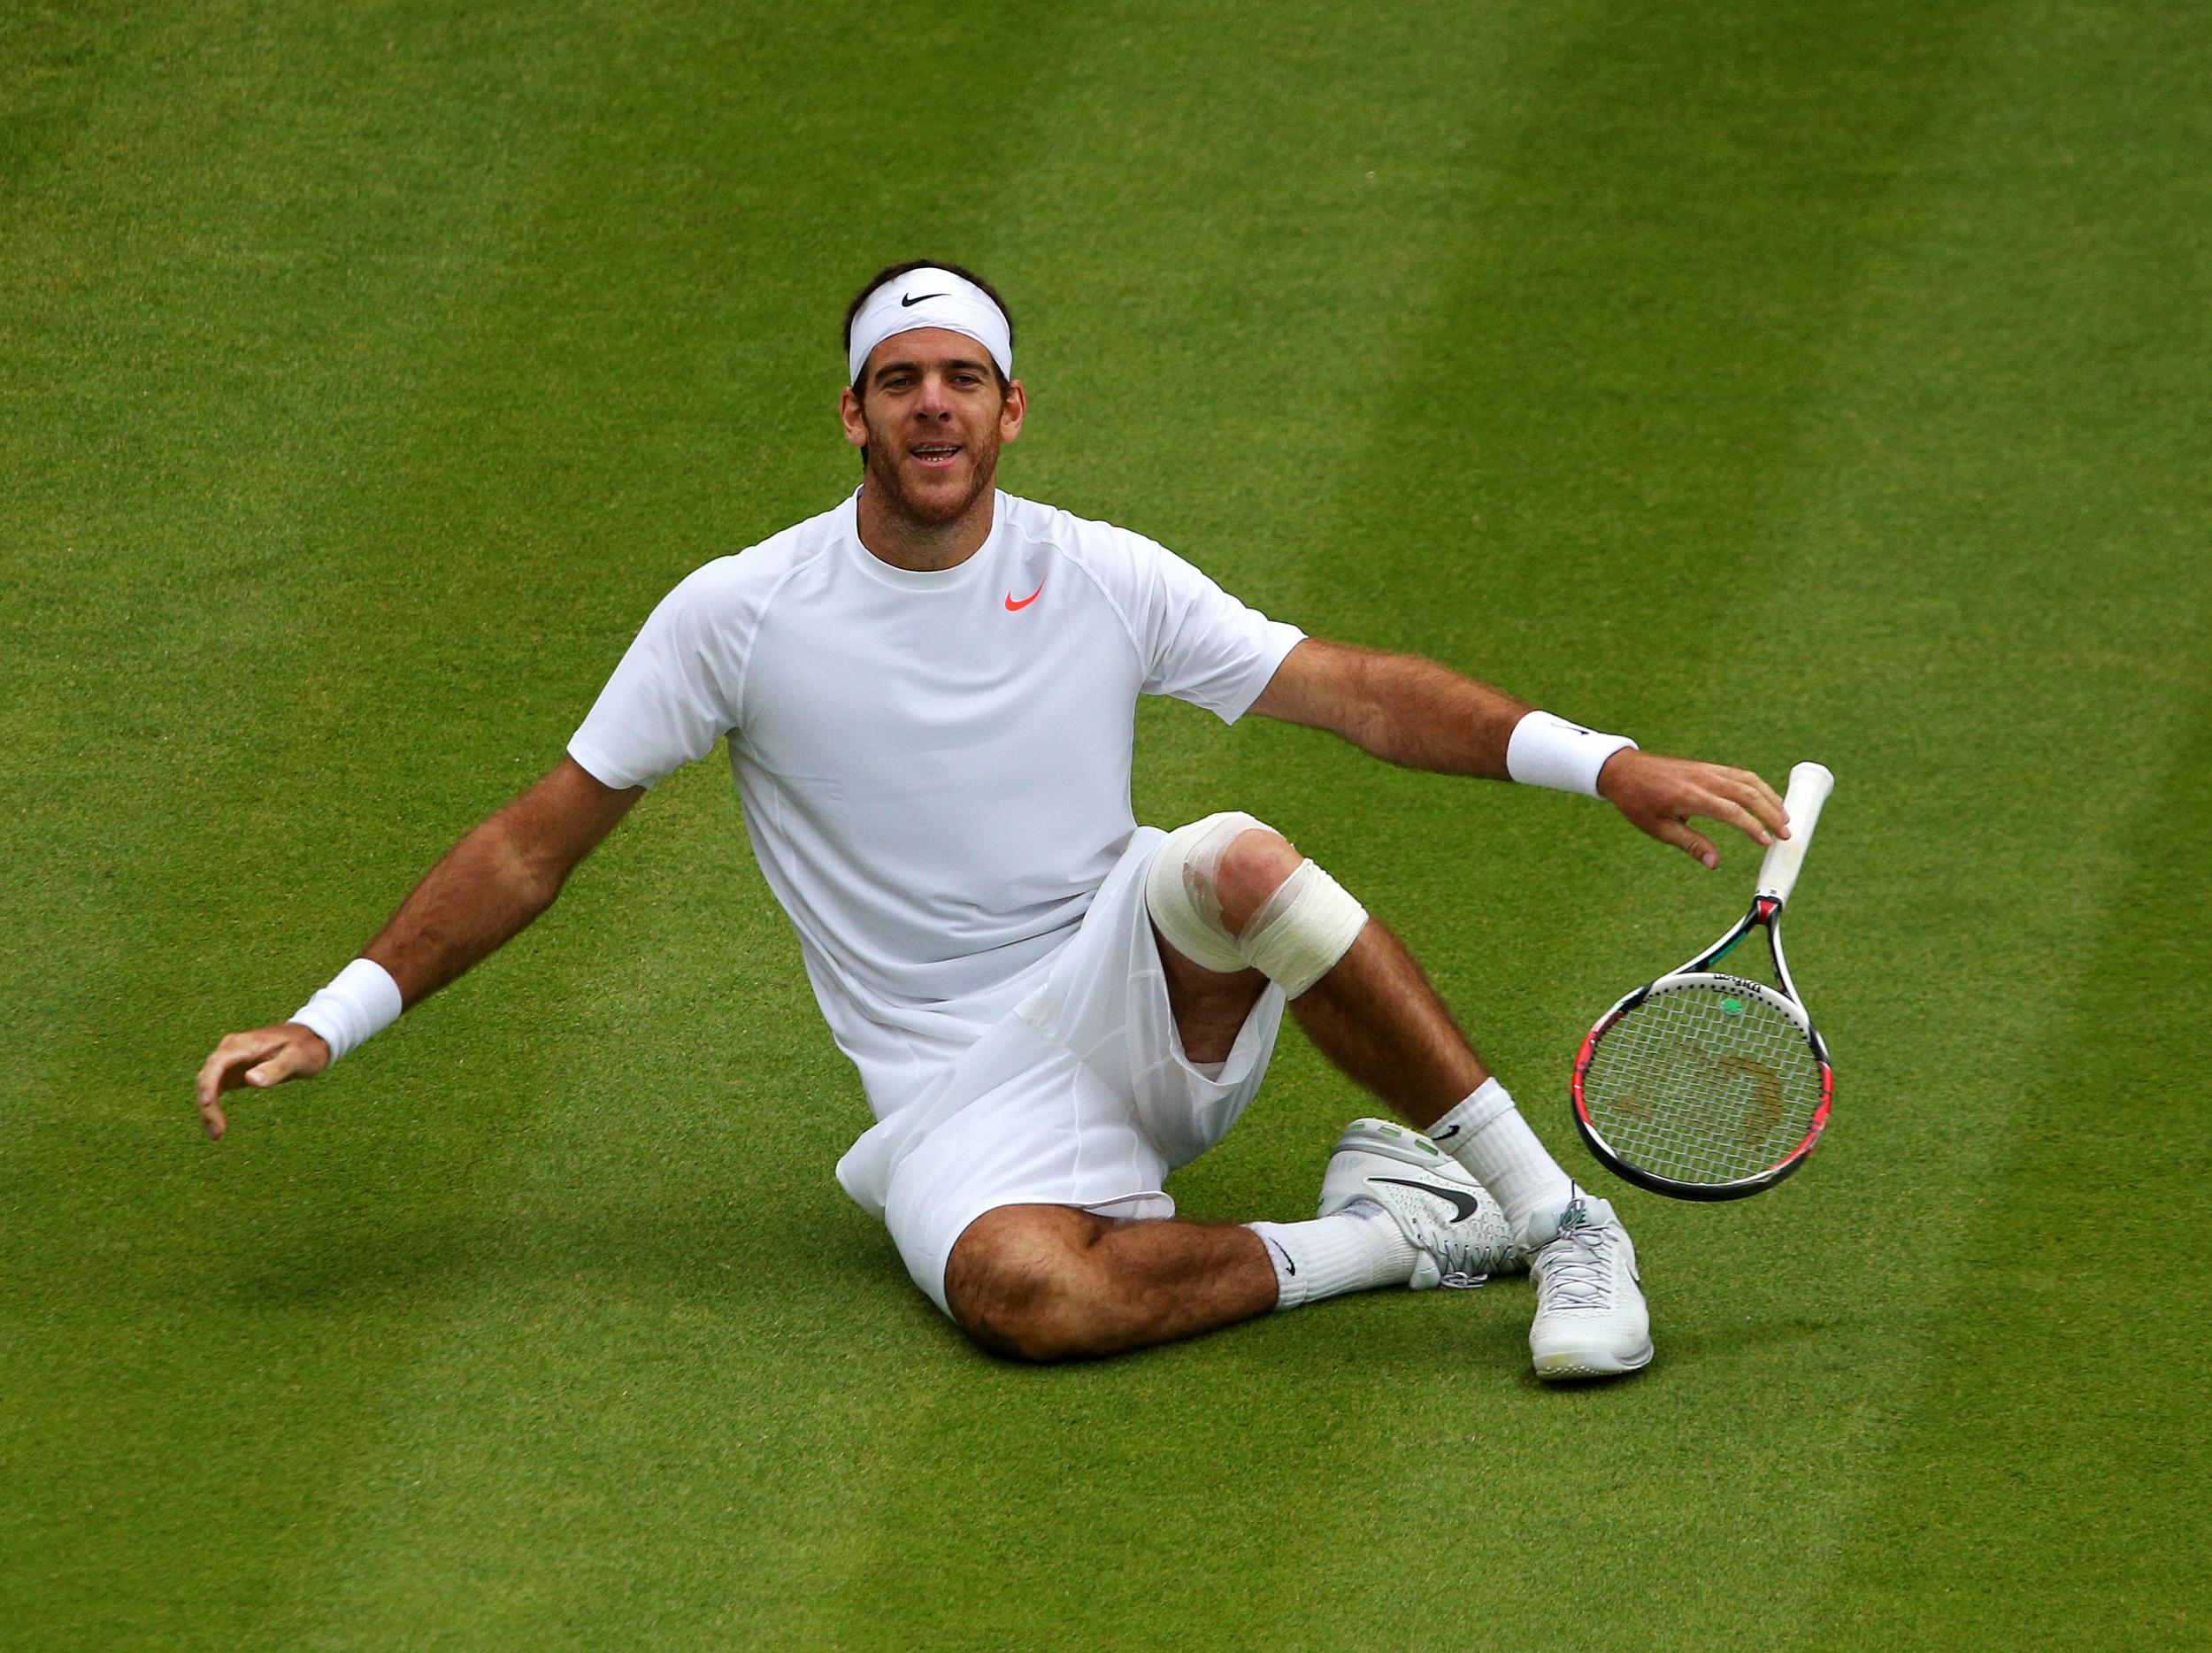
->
[352, 757, 641, 1004]
[194, 757, 641, 1138]
[1247, 637, 1787, 867]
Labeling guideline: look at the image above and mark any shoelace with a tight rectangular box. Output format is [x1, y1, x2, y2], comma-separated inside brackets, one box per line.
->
[1424, 1211, 1514, 1281]
[1534, 1209, 1617, 1310]
[1381, 1190, 1513, 1281]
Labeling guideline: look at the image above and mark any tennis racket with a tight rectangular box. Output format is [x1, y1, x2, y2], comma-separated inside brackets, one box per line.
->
[1571, 761, 1836, 1202]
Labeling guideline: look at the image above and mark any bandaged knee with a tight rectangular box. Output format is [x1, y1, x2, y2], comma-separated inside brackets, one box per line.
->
[1145, 812, 1369, 997]
[1240, 861, 1368, 996]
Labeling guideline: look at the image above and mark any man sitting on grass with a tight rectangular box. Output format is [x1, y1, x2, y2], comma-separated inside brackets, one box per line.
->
[196, 259, 1787, 1378]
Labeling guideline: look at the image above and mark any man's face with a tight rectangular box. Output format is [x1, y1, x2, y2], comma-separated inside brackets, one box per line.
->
[841, 328, 1025, 526]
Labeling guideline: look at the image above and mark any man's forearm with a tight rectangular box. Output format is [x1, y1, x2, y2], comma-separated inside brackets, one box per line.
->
[1248, 637, 1786, 871]
[1271, 642, 1533, 777]
[357, 810, 570, 1008]
[198, 760, 635, 1122]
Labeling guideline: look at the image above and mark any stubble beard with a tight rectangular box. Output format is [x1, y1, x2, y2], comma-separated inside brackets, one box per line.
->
[862, 415, 1000, 532]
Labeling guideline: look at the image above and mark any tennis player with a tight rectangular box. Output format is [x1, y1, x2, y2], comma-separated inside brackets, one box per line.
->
[196, 260, 1787, 1379]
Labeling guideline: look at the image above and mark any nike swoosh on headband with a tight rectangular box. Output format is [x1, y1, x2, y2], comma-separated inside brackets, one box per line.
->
[849, 273, 1014, 383]
[1371, 1176, 1483, 1224]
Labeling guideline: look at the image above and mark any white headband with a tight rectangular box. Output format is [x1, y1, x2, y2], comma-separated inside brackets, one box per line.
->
[846, 266, 1012, 387]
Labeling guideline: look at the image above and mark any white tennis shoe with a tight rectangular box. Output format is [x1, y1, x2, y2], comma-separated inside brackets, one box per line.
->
[1519, 1192, 1654, 1380]
[1317, 1119, 1522, 1289]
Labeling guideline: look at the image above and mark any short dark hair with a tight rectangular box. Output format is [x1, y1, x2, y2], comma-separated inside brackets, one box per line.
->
[842, 258, 1015, 396]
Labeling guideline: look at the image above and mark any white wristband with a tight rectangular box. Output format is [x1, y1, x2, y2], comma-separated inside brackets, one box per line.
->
[1506, 710, 1638, 797]
[290, 957, 403, 1065]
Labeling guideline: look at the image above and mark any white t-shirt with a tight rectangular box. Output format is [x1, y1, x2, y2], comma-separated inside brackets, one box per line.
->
[567, 490, 1305, 1118]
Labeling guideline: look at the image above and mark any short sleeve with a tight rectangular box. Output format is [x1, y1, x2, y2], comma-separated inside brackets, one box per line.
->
[567, 564, 747, 789]
[1133, 542, 1305, 723]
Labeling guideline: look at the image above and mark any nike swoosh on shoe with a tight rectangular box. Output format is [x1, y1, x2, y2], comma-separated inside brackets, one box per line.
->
[1371, 1176, 1484, 1224]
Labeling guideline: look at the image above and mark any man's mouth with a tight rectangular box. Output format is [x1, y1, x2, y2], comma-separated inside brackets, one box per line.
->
[910, 442, 962, 469]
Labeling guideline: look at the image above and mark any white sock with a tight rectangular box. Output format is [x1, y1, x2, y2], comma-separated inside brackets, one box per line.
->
[1427, 1077, 1574, 1232]
[1248, 1208, 1417, 1310]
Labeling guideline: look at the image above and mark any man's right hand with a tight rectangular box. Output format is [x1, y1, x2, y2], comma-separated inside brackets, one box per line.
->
[194, 1024, 331, 1140]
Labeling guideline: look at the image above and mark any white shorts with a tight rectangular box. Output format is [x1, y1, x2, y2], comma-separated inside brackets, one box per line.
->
[834, 826, 1287, 1315]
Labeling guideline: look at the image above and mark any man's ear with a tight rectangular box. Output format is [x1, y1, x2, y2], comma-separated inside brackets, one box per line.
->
[999, 379, 1027, 445]
[840, 385, 869, 450]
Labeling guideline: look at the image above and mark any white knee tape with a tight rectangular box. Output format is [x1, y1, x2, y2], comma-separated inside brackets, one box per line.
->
[1240, 859, 1367, 997]
[1145, 811, 1258, 974]
[1145, 811, 1369, 996]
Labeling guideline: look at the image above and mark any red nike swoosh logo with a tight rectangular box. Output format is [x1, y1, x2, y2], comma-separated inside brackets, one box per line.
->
[1005, 579, 1044, 611]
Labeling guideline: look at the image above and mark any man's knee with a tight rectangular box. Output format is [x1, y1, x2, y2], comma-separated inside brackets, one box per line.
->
[1211, 824, 1306, 933]
[1146, 811, 1369, 996]
[943, 1205, 1115, 1363]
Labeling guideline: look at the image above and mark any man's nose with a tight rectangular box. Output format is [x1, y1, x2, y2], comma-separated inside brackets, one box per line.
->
[912, 374, 954, 418]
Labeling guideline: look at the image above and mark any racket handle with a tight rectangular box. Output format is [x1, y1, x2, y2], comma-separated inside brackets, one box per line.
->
[1755, 762, 1835, 905]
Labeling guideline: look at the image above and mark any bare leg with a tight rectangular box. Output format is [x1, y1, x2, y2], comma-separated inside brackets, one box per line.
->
[1285, 922, 1489, 1129]
[1154, 931, 1266, 1064]
[943, 1203, 1279, 1360]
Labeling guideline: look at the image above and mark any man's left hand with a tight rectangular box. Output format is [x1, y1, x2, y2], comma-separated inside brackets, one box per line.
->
[1597, 751, 1789, 870]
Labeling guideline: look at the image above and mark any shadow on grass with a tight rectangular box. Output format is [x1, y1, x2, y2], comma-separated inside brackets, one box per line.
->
[217, 1188, 1678, 1388]
[220, 1190, 899, 1311]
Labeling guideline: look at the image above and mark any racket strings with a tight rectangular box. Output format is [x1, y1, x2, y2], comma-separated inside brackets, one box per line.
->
[1580, 979, 1825, 1186]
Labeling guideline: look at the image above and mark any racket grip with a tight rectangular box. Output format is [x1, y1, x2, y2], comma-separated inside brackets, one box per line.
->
[1755, 762, 1835, 905]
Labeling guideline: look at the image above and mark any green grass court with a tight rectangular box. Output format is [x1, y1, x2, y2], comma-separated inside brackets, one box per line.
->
[6, 1, 2208, 1646]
